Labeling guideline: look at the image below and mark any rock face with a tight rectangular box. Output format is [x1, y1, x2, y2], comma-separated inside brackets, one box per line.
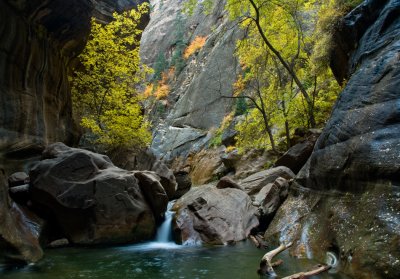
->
[108, 149, 178, 200]
[0, 0, 145, 174]
[266, 1, 400, 278]
[173, 185, 259, 245]
[29, 143, 163, 245]
[0, 170, 44, 263]
[140, 0, 240, 160]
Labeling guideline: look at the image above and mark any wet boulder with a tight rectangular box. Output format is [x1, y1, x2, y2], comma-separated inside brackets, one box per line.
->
[173, 185, 259, 245]
[0, 170, 44, 263]
[29, 143, 157, 245]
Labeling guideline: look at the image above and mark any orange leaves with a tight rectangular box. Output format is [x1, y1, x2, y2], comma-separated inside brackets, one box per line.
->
[184, 36, 207, 59]
[154, 84, 170, 100]
[143, 68, 174, 100]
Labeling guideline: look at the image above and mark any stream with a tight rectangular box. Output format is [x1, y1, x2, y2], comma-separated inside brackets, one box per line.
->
[0, 202, 351, 279]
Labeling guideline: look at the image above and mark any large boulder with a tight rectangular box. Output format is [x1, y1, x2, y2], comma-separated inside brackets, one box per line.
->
[0, 170, 44, 263]
[266, 1, 400, 278]
[172, 185, 259, 245]
[29, 143, 160, 245]
[240, 166, 295, 196]
[109, 148, 177, 200]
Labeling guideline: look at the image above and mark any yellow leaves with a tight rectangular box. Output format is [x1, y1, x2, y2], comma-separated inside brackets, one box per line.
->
[233, 75, 245, 97]
[184, 36, 207, 59]
[70, 3, 151, 149]
[225, 145, 236, 153]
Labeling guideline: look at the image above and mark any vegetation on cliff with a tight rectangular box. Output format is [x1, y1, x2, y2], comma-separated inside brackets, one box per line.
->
[70, 3, 151, 149]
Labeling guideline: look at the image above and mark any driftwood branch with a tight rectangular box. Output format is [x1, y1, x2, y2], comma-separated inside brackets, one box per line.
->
[257, 242, 293, 276]
[282, 264, 331, 279]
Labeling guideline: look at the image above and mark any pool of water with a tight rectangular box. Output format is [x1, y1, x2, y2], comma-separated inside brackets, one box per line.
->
[0, 241, 351, 279]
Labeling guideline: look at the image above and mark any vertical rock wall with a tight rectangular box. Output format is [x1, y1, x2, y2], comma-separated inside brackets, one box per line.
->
[140, 0, 241, 160]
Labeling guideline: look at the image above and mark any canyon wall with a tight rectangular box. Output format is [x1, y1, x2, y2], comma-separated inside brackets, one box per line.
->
[265, 1, 400, 278]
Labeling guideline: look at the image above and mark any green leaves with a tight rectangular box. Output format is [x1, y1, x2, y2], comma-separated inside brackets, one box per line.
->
[70, 3, 152, 150]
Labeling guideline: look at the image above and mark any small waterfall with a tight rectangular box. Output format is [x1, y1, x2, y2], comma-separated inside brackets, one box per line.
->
[155, 201, 175, 243]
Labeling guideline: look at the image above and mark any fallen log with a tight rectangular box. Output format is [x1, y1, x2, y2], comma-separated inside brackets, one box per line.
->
[282, 264, 331, 279]
[257, 242, 292, 276]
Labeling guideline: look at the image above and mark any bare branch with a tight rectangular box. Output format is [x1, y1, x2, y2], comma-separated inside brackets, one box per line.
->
[282, 264, 331, 279]
[257, 242, 293, 276]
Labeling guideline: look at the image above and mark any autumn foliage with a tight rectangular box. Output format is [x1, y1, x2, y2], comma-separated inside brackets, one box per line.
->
[184, 36, 207, 59]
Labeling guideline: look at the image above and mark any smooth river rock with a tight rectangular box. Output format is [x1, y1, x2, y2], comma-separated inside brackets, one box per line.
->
[172, 185, 259, 245]
[29, 143, 161, 245]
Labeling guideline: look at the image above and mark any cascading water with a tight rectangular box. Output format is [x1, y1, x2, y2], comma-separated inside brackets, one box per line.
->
[155, 201, 175, 243]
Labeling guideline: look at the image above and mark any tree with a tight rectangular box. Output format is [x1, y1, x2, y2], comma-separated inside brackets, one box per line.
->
[70, 3, 152, 149]
[170, 12, 187, 74]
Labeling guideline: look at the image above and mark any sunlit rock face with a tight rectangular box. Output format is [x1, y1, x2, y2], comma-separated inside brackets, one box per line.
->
[0, 0, 145, 174]
[140, 0, 240, 160]
[265, 1, 400, 278]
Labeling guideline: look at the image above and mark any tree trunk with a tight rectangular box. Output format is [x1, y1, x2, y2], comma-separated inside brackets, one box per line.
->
[285, 119, 291, 150]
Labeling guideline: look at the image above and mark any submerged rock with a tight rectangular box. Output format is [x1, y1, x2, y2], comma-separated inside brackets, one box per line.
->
[29, 143, 157, 245]
[173, 185, 259, 245]
[0, 170, 44, 263]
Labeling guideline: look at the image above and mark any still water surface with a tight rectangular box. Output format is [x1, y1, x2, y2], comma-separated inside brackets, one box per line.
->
[0, 241, 350, 279]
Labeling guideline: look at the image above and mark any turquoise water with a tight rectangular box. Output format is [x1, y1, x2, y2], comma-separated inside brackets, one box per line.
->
[0, 241, 350, 279]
